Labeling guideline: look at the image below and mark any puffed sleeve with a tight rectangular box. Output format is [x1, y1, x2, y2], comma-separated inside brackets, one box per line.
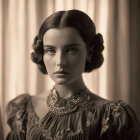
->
[6, 94, 30, 140]
[100, 100, 140, 140]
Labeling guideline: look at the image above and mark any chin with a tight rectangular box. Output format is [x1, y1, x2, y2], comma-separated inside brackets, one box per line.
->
[55, 81, 70, 85]
[53, 78, 70, 85]
[51, 74, 82, 85]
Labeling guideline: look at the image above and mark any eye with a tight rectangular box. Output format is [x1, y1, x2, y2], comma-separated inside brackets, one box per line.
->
[44, 48, 56, 55]
[66, 48, 78, 54]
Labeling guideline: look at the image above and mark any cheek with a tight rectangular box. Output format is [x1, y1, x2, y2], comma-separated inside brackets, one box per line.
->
[43, 55, 55, 73]
[69, 54, 87, 70]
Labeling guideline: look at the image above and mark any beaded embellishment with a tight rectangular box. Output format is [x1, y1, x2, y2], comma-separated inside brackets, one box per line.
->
[47, 87, 92, 115]
[101, 101, 128, 132]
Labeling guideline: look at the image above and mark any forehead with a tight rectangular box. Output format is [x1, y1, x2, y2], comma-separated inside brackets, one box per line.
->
[43, 27, 85, 46]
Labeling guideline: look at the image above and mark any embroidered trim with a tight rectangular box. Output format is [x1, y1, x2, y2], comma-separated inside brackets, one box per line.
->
[102, 101, 127, 132]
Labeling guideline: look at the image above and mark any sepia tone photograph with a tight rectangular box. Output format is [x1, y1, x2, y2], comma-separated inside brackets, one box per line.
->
[0, 0, 140, 139]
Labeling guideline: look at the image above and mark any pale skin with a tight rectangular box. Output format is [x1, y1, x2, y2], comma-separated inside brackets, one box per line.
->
[31, 27, 92, 121]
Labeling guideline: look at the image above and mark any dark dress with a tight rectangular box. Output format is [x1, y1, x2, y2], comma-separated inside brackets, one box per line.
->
[6, 93, 140, 140]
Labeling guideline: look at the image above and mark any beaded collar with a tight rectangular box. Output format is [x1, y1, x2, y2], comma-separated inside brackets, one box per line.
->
[47, 87, 92, 115]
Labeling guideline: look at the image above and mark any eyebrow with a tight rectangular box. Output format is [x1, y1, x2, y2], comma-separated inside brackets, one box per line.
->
[44, 43, 81, 48]
[44, 45, 56, 48]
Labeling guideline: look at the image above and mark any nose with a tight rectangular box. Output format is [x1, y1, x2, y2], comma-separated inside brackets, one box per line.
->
[56, 51, 66, 66]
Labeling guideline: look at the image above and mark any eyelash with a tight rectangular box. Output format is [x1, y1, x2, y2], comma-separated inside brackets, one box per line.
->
[44, 48, 56, 55]
[66, 48, 78, 54]
[44, 48, 78, 55]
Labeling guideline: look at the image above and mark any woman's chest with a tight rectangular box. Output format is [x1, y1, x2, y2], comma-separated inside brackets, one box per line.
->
[26, 109, 101, 140]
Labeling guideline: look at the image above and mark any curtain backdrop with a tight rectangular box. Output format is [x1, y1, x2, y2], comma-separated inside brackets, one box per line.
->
[0, 0, 140, 139]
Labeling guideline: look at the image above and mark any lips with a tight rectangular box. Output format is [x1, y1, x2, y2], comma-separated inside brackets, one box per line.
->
[54, 71, 69, 75]
[54, 71, 69, 78]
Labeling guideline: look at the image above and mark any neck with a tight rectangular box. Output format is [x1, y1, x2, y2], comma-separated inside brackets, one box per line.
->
[54, 76, 87, 99]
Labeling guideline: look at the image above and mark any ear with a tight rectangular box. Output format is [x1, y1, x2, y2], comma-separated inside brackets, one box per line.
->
[86, 46, 93, 61]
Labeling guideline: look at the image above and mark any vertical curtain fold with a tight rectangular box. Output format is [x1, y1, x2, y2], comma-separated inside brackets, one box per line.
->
[107, 0, 129, 100]
[128, 0, 140, 120]
[0, 0, 3, 138]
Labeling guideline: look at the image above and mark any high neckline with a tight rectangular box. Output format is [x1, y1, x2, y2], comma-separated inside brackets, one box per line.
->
[46, 87, 92, 115]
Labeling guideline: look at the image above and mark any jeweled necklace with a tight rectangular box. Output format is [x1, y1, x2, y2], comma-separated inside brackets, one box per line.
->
[47, 87, 92, 115]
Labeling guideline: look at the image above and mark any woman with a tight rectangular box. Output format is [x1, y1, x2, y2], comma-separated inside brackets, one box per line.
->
[6, 9, 140, 140]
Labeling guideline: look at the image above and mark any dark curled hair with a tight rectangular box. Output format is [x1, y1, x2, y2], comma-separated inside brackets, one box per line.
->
[31, 9, 104, 74]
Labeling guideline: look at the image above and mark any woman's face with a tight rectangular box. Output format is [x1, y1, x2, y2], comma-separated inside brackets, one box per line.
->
[43, 27, 87, 85]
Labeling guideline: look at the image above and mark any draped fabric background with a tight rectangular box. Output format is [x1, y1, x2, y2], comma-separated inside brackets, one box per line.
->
[0, 0, 140, 139]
